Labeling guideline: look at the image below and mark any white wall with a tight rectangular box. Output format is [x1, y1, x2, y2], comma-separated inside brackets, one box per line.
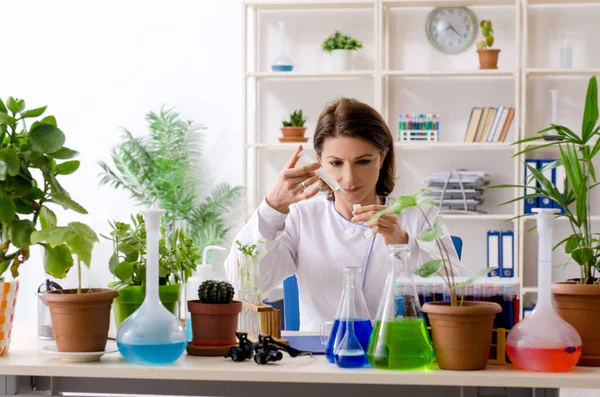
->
[1, 0, 245, 324]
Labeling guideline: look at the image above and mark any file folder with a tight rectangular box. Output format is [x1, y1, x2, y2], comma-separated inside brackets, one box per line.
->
[524, 159, 539, 214]
[500, 231, 514, 278]
[487, 231, 500, 277]
[538, 159, 555, 209]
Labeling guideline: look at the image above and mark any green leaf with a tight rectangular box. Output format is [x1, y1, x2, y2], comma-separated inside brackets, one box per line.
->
[109, 253, 119, 273]
[0, 99, 7, 113]
[418, 216, 444, 242]
[6, 97, 18, 114]
[0, 161, 6, 181]
[45, 172, 66, 195]
[28, 124, 65, 154]
[572, 247, 595, 266]
[43, 244, 73, 279]
[582, 76, 598, 142]
[0, 192, 16, 223]
[48, 147, 79, 160]
[40, 206, 57, 230]
[55, 160, 80, 175]
[114, 261, 134, 281]
[14, 198, 34, 214]
[8, 219, 35, 248]
[413, 259, 444, 278]
[64, 222, 98, 267]
[51, 193, 88, 214]
[7, 177, 32, 198]
[118, 243, 138, 255]
[30, 187, 44, 200]
[0, 113, 16, 125]
[23, 151, 50, 169]
[455, 267, 499, 289]
[0, 148, 20, 177]
[566, 234, 581, 254]
[30, 227, 69, 247]
[19, 106, 47, 118]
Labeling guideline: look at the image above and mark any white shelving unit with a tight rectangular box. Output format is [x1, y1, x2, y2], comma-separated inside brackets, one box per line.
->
[242, 0, 600, 315]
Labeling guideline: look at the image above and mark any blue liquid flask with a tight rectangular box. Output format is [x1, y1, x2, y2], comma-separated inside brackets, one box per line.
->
[116, 210, 187, 365]
[325, 267, 372, 367]
[270, 21, 293, 72]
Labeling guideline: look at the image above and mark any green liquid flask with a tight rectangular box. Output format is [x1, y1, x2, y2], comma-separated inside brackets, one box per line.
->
[366, 244, 435, 370]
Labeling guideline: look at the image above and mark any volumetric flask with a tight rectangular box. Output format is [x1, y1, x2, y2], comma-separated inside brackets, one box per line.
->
[367, 244, 434, 370]
[116, 210, 187, 365]
[325, 267, 372, 366]
[506, 209, 581, 372]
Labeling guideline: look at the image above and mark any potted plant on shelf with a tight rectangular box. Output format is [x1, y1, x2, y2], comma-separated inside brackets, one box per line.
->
[0, 96, 89, 355]
[102, 214, 200, 329]
[321, 31, 363, 72]
[32, 218, 118, 353]
[188, 280, 242, 348]
[279, 109, 308, 143]
[490, 75, 600, 366]
[476, 20, 500, 69]
[372, 190, 500, 370]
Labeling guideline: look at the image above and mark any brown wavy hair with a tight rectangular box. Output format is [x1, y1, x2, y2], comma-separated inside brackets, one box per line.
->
[313, 97, 395, 199]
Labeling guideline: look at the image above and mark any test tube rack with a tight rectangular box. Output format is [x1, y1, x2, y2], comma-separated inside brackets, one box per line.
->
[239, 300, 287, 344]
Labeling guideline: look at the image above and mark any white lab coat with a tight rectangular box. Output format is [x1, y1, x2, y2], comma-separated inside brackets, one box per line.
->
[224, 195, 467, 332]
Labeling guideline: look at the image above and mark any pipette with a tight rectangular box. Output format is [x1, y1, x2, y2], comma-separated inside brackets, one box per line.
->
[298, 151, 348, 194]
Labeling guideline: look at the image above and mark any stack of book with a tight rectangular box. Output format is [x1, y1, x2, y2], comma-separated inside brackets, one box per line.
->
[423, 170, 489, 214]
[463, 106, 515, 143]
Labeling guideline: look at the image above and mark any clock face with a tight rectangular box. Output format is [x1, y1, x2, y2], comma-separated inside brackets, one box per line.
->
[426, 7, 478, 54]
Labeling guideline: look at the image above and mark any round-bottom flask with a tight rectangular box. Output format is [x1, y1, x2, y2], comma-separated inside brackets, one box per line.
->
[506, 209, 582, 372]
[116, 210, 187, 365]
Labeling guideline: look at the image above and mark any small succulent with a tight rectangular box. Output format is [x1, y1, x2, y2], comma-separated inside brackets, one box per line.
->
[282, 110, 306, 127]
[321, 31, 363, 53]
[477, 20, 495, 50]
[198, 280, 235, 304]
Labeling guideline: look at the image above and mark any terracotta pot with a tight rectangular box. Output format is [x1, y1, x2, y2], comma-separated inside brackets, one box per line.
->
[280, 126, 307, 139]
[477, 49, 501, 69]
[422, 301, 502, 370]
[0, 279, 19, 356]
[42, 288, 118, 352]
[188, 299, 242, 346]
[552, 282, 600, 366]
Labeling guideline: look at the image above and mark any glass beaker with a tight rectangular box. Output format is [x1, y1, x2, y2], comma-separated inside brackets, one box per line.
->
[270, 21, 293, 72]
[36, 280, 62, 340]
[116, 210, 188, 365]
[366, 244, 435, 370]
[324, 267, 372, 365]
[506, 209, 582, 372]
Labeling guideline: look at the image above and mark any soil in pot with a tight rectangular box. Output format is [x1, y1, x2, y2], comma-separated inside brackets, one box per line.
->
[477, 49, 501, 69]
[422, 301, 502, 370]
[42, 288, 118, 352]
[113, 284, 180, 329]
[188, 299, 242, 346]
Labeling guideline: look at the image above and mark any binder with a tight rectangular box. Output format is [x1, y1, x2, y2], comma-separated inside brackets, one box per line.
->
[553, 164, 567, 214]
[487, 231, 500, 277]
[538, 159, 555, 209]
[500, 231, 514, 278]
[524, 159, 539, 214]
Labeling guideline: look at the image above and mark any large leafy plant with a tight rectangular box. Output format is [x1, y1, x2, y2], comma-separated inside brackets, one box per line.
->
[102, 214, 200, 290]
[0, 96, 88, 280]
[372, 189, 496, 306]
[490, 75, 600, 284]
[98, 107, 242, 263]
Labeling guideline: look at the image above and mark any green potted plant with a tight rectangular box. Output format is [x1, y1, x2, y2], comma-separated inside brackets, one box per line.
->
[279, 109, 307, 143]
[476, 20, 500, 69]
[490, 75, 600, 366]
[372, 190, 500, 370]
[188, 280, 242, 347]
[32, 218, 118, 353]
[102, 214, 200, 329]
[321, 31, 363, 72]
[0, 96, 96, 354]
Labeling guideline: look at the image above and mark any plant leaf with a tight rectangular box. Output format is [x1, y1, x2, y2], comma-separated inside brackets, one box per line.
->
[20, 106, 47, 118]
[0, 113, 16, 125]
[0, 192, 16, 223]
[455, 267, 499, 289]
[64, 222, 98, 267]
[28, 124, 65, 154]
[42, 243, 73, 279]
[51, 193, 88, 214]
[8, 220, 35, 248]
[40, 206, 57, 230]
[55, 160, 80, 175]
[48, 147, 79, 160]
[30, 227, 69, 247]
[413, 259, 444, 278]
[418, 216, 444, 242]
[572, 247, 595, 266]
[114, 261, 134, 281]
[582, 76, 598, 142]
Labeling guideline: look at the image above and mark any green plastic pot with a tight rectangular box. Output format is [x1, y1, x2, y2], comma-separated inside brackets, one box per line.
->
[113, 284, 181, 329]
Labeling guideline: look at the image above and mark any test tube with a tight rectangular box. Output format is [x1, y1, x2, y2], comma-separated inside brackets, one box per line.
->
[298, 151, 347, 194]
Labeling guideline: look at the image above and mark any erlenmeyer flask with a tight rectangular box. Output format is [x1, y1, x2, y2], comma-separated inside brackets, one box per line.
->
[117, 210, 187, 365]
[270, 21, 293, 72]
[325, 267, 372, 365]
[367, 244, 435, 370]
[506, 209, 582, 372]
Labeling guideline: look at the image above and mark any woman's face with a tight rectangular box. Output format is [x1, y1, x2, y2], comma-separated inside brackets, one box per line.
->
[318, 136, 385, 205]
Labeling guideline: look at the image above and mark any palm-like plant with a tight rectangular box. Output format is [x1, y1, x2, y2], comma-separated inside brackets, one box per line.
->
[98, 106, 242, 263]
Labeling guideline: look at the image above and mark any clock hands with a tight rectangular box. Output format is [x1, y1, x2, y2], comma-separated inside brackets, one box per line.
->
[449, 25, 462, 37]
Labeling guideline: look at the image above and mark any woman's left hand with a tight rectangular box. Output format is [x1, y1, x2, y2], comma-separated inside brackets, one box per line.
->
[351, 205, 409, 246]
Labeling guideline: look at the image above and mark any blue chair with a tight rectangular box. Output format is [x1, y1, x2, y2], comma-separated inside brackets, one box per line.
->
[282, 235, 463, 331]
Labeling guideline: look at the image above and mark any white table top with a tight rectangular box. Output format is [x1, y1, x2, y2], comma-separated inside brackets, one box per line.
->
[4, 323, 600, 389]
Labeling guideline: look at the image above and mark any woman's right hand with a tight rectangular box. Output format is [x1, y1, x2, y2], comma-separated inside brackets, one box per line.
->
[265, 145, 322, 214]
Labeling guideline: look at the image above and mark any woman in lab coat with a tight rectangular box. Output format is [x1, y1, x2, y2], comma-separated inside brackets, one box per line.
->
[224, 98, 467, 331]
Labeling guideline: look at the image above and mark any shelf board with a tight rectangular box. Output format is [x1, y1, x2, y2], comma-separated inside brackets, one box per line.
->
[248, 142, 515, 150]
[247, 71, 375, 79]
[245, 0, 374, 10]
[522, 287, 538, 293]
[382, 0, 516, 6]
[528, 0, 600, 4]
[384, 70, 516, 78]
[527, 68, 600, 77]
[522, 215, 600, 222]
[442, 214, 517, 221]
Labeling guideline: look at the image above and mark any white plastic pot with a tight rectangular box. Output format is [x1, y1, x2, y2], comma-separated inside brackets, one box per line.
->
[331, 49, 353, 72]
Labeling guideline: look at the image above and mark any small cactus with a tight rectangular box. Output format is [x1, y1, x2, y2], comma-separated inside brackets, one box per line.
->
[198, 280, 235, 304]
[477, 20, 495, 50]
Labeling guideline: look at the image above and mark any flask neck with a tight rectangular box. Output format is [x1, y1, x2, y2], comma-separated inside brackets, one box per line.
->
[535, 209, 557, 309]
[388, 244, 411, 275]
[142, 210, 164, 303]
